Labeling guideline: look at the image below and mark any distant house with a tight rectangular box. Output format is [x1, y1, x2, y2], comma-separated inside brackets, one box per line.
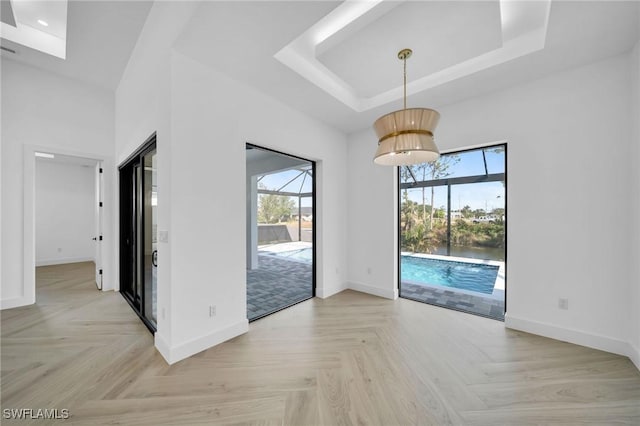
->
[292, 206, 313, 221]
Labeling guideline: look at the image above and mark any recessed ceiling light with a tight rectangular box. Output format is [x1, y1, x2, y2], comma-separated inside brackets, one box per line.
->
[37, 19, 49, 27]
[35, 152, 55, 159]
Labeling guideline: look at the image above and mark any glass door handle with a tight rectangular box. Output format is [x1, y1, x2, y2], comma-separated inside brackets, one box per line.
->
[152, 250, 158, 267]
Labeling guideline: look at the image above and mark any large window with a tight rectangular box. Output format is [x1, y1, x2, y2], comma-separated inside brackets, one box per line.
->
[399, 144, 506, 320]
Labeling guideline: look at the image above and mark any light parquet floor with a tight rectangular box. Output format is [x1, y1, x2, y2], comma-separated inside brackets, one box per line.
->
[1, 262, 639, 425]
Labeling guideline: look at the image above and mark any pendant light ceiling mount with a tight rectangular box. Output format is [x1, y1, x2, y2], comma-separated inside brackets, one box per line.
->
[373, 48, 441, 166]
[397, 48, 412, 61]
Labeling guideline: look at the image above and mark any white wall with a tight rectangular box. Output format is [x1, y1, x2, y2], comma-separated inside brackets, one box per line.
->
[115, 1, 199, 356]
[347, 134, 398, 299]
[35, 161, 95, 266]
[629, 40, 640, 369]
[1, 59, 115, 309]
[164, 51, 347, 363]
[116, 2, 347, 364]
[347, 52, 636, 360]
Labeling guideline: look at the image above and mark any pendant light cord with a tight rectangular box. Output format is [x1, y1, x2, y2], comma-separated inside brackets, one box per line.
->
[403, 55, 407, 110]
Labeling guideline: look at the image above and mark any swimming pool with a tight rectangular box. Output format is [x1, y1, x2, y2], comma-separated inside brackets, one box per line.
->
[401, 256, 498, 295]
[263, 248, 498, 295]
[262, 248, 313, 262]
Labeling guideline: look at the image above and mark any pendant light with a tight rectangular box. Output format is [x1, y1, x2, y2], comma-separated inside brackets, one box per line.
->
[373, 49, 440, 166]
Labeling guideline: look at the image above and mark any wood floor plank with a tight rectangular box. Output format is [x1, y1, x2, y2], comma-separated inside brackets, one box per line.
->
[1, 262, 639, 425]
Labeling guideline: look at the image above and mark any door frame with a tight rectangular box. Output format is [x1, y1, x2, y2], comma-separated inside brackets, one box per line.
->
[118, 133, 157, 333]
[95, 161, 104, 290]
[21, 144, 113, 308]
[245, 142, 317, 321]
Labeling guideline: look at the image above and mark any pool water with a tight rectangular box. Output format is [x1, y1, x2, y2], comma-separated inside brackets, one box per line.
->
[401, 256, 498, 295]
[264, 249, 497, 295]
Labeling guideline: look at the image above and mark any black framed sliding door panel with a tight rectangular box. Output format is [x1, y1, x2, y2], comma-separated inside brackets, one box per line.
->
[119, 162, 138, 309]
[119, 134, 157, 332]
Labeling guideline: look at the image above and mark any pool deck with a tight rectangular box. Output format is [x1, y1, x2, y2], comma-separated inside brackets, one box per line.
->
[247, 253, 313, 321]
[249, 245, 505, 321]
[400, 252, 505, 321]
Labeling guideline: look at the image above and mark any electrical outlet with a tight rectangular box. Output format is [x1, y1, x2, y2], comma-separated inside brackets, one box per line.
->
[57, 247, 62, 253]
[209, 305, 216, 317]
[366, 267, 372, 275]
[558, 298, 569, 310]
[159, 230, 169, 243]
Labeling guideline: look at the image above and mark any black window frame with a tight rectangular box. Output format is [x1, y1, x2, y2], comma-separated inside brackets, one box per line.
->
[397, 143, 508, 315]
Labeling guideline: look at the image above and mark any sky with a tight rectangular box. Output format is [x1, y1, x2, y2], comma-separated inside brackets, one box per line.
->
[404, 182, 505, 213]
[258, 146, 506, 212]
[402, 147, 506, 212]
[259, 168, 313, 208]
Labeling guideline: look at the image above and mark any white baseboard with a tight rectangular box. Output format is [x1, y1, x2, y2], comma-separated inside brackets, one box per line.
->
[505, 314, 636, 366]
[0, 296, 34, 310]
[348, 281, 398, 300]
[316, 281, 348, 299]
[155, 319, 249, 365]
[629, 342, 640, 372]
[36, 257, 94, 267]
[154, 332, 172, 364]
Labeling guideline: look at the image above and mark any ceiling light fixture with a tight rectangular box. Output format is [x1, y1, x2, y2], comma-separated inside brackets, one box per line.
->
[373, 49, 440, 166]
[35, 152, 54, 159]
[37, 19, 49, 27]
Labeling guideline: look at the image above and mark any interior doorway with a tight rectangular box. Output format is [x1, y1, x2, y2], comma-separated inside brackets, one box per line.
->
[34, 152, 104, 289]
[119, 134, 157, 332]
[246, 144, 315, 321]
[20, 145, 111, 309]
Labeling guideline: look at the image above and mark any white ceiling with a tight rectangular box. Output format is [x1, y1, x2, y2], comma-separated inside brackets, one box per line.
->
[317, 1, 503, 98]
[12, 0, 68, 39]
[0, 0, 152, 90]
[247, 146, 310, 175]
[1, 0, 638, 134]
[1, 0, 68, 58]
[175, 0, 639, 134]
[1, 0, 17, 26]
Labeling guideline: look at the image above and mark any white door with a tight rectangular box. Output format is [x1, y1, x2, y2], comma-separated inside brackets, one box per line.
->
[94, 162, 103, 290]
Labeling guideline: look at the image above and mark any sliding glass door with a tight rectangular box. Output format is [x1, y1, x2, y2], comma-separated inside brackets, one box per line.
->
[119, 135, 157, 331]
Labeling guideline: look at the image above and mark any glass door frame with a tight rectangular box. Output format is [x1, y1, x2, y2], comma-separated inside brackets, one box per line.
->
[245, 142, 317, 321]
[119, 133, 157, 333]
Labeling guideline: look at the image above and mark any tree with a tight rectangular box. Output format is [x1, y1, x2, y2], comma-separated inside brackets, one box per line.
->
[405, 155, 460, 229]
[491, 208, 505, 217]
[400, 192, 418, 232]
[461, 205, 473, 218]
[257, 184, 295, 224]
[399, 166, 414, 213]
[473, 208, 486, 218]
